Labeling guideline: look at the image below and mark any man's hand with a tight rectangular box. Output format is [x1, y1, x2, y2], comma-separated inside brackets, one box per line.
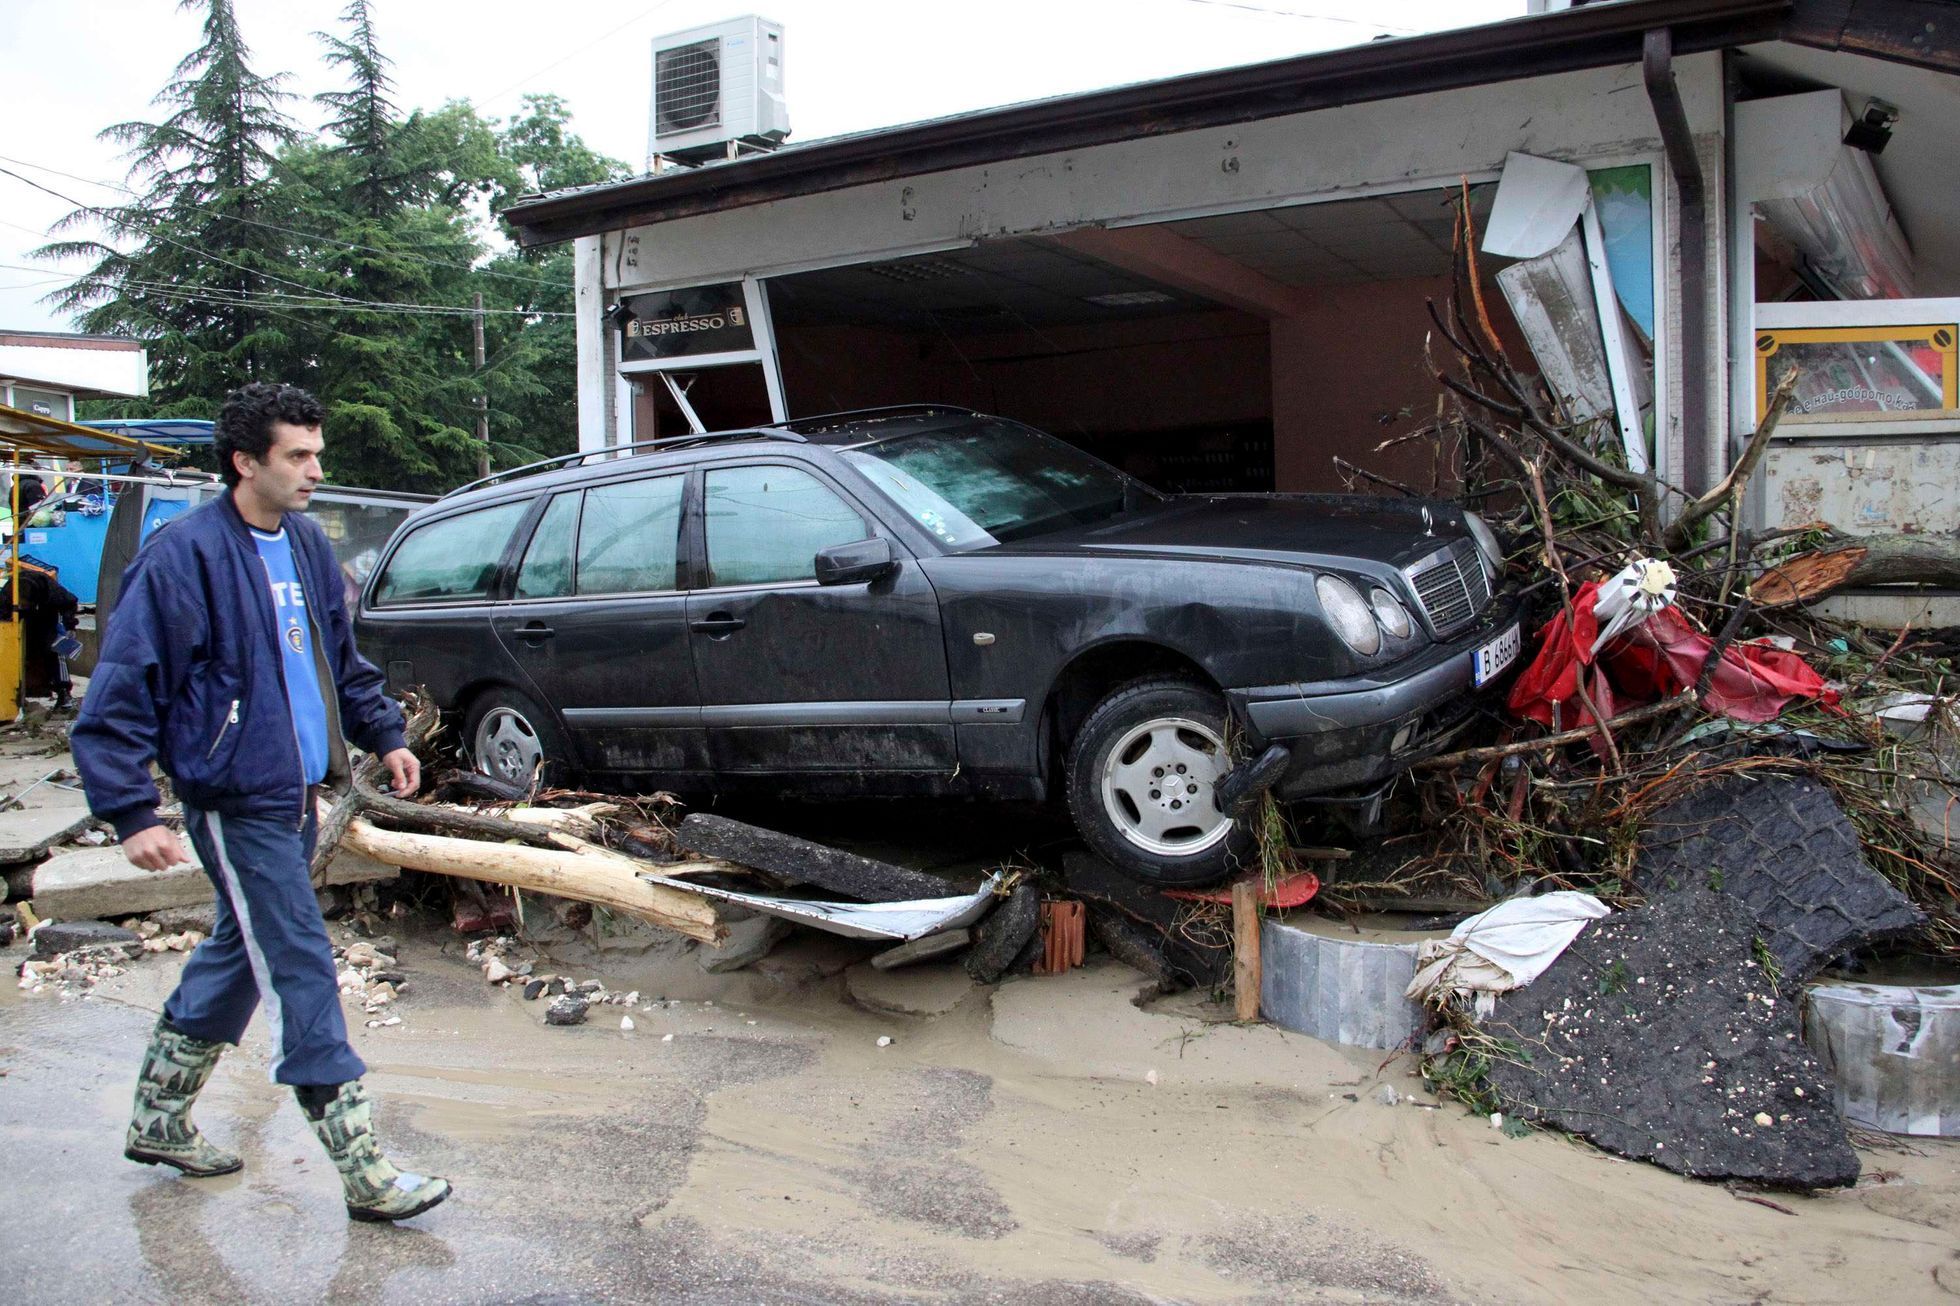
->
[123, 825, 192, 872]
[381, 747, 421, 799]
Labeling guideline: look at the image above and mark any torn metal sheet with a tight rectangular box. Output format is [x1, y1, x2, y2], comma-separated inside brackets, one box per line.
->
[1484, 151, 1648, 475]
[636, 869, 1002, 942]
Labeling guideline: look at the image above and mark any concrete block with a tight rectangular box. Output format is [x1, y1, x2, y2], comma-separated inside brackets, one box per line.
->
[0, 805, 94, 863]
[1259, 914, 1441, 1050]
[847, 960, 976, 1017]
[698, 914, 791, 973]
[28, 842, 397, 921]
[1805, 976, 1960, 1137]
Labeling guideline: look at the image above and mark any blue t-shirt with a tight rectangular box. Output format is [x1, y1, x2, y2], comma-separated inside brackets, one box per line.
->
[250, 526, 330, 785]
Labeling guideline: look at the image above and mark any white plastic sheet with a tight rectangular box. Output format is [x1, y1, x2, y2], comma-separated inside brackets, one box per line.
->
[1406, 891, 1611, 1015]
[637, 870, 1003, 942]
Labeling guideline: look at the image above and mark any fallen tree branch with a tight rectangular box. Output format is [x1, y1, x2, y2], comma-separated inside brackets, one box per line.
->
[342, 819, 725, 944]
[1751, 534, 1960, 607]
[1663, 374, 1797, 552]
[310, 696, 438, 880]
[356, 786, 565, 850]
[1415, 695, 1695, 770]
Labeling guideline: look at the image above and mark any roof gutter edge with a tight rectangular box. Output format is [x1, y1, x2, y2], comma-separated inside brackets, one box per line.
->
[506, 0, 1790, 247]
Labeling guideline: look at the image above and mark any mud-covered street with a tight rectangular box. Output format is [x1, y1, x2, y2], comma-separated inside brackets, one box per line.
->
[6, 886, 1958, 1305]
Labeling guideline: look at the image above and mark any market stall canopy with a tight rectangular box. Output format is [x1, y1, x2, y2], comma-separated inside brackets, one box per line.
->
[0, 403, 183, 461]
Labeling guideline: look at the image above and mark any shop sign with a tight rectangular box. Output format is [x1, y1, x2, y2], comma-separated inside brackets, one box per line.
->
[618, 283, 754, 362]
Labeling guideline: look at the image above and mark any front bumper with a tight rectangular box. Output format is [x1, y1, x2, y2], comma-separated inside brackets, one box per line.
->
[1225, 594, 1524, 798]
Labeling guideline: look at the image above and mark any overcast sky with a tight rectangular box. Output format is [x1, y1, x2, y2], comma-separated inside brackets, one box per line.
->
[0, 0, 1521, 336]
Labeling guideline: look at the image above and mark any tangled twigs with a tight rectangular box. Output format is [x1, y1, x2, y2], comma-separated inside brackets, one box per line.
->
[1660, 372, 1798, 554]
[311, 693, 439, 880]
[1416, 696, 1694, 771]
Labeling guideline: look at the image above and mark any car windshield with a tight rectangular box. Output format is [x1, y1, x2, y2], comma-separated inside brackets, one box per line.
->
[841, 420, 1159, 550]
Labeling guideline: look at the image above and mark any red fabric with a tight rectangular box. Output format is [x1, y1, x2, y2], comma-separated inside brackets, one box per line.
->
[1506, 580, 1607, 730]
[1605, 607, 1839, 722]
[1506, 588, 1836, 729]
[1166, 871, 1320, 908]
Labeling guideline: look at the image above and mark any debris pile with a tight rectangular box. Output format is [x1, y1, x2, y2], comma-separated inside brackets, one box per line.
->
[467, 933, 642, 1027]
[1320, 181, 1960, 1185]
[16, 920, 142, 994]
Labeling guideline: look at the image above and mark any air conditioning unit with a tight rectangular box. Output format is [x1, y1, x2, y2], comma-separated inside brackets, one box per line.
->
[647, 16, 789, 167]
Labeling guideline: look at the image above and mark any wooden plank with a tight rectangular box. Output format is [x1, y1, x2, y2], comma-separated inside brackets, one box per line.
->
[1233, 879, 1261, 1022]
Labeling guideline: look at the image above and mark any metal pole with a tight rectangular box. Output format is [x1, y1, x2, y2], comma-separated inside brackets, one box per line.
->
[7, 451, 20, 721]
[473, 292, 491, 479]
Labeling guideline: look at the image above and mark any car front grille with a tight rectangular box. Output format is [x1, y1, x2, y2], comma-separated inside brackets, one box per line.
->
[1405, 540, 1491, 637]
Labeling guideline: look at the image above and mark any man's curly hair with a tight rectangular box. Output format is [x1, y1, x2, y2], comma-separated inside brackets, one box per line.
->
[214, 382, 326, 487]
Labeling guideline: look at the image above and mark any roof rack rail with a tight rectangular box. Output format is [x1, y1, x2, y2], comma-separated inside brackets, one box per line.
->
[782, 404, 981, 432]
[443, 429, 806, 499]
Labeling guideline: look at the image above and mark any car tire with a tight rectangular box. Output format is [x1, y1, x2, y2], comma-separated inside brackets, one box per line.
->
[464, 688, 571, 790]
[1065, 677, 1253, 888]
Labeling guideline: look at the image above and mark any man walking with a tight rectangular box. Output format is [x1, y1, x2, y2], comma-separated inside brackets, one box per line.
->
[73, 382, 450, 1222]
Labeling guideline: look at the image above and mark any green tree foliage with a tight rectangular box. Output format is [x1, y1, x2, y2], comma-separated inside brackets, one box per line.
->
[43, 0, 301, 404]
[49, 1, 628, 492]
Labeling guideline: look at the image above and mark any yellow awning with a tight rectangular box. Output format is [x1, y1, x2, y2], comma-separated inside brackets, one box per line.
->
[0, 402, 183, 461]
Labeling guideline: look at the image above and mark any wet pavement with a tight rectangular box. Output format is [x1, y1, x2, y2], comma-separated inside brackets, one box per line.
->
[5, 784, 1958, 1303]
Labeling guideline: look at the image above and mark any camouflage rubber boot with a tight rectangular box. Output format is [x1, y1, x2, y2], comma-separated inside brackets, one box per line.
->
[304, 1081, 451, 1222]
[124, 1019, 244, 1177]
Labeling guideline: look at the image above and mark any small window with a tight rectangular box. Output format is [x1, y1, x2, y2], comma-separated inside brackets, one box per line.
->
[704, 465, 866, 587]
[515, 492, 581, 599]
[576, 475, 683, 595]
[372, 500, 529, 605]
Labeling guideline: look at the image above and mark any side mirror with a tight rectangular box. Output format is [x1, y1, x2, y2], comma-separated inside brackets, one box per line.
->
[815, 536, 898, 586]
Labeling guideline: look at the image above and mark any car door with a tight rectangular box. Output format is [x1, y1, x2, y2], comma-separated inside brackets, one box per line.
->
[489, 474, 707, 778]
[686, 458, 954, 776]
[363, 497, 534, 705]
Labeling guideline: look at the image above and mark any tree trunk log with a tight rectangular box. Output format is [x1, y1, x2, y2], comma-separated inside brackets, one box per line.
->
[358, 792, 567, 850]
[1751, 534, 1960, 608]
[342, 819, 725, 944]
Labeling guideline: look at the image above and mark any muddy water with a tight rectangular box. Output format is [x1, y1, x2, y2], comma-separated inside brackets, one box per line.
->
[6, 917, 1959, 1304]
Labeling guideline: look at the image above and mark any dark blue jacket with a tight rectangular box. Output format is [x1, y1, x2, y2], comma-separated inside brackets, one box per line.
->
[74, 492, 406, 839]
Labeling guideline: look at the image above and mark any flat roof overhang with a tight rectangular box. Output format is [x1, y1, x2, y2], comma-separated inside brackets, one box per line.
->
[505, 0, 1793, 249]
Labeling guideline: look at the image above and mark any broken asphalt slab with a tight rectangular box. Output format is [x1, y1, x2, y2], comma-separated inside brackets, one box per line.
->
[0, 805, 95, 863]
[965, 883, 1040, 984]
[30, 919, 140, 959]
[675, 813, 961, 902]
[27, 845, 398, 920]
[1636, 771, 1924, 991]
[1477, 889, 1860, 1190]
[847, 961, 977, 1017]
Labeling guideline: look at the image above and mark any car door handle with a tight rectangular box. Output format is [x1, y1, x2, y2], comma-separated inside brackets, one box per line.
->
[516, 623, 555, 641]
[690, 613, 747, 636]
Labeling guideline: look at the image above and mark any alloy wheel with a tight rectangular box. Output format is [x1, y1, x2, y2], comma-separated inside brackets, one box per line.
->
[1098, 716, 1233, 857]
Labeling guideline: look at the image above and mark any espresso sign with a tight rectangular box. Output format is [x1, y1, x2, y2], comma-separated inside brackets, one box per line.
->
[618, 283, 755, 362]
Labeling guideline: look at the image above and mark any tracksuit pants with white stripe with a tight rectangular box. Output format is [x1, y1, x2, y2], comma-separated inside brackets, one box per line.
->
[161, 806, 367, 1087]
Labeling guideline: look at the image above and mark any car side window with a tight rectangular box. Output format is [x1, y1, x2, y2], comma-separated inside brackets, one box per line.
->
[372, 500, 530, 605]
[576, 474, 683, 595]
[703, 465, 867, 587]
[514, 492, 581, 599]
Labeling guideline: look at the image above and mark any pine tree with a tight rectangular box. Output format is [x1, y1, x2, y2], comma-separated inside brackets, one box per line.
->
[42, 0, 303, 406]
[315, 0, 400, 222]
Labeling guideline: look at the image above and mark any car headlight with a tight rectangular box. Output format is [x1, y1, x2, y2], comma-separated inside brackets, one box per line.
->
[1316, 574, 1381, 656]
[1370, 588, 1412, 639]
[1462, 511, 1504, 582]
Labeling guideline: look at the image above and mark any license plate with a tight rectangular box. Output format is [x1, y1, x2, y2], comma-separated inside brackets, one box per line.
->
[1474, 622, 1522, 688]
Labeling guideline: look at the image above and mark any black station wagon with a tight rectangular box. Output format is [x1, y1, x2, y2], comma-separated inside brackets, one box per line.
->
[356, 407, 1520, 885]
